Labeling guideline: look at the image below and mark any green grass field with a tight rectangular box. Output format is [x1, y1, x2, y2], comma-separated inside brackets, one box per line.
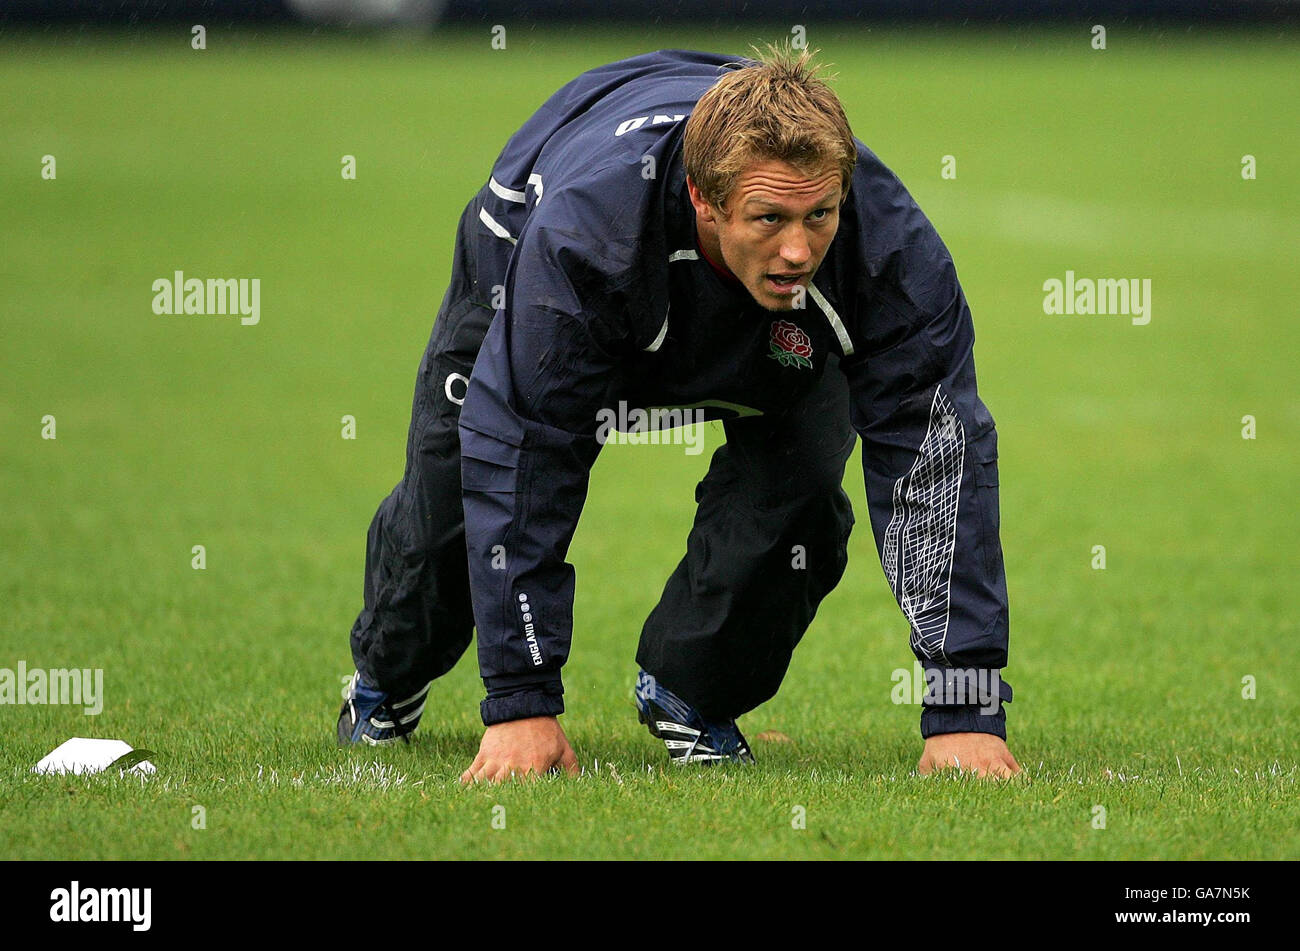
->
[1, 24, 1297, 860]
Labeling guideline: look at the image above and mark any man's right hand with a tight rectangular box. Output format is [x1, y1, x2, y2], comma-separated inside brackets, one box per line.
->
[459, 716, 581, 784]
[917, 732, 1022, 779]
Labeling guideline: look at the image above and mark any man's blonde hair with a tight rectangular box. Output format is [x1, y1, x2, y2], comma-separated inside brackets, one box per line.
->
[683, 44, 857, 212]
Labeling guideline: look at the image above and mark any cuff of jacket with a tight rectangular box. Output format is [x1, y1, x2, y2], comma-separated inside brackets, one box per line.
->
[918, 667, 1012, 740]
[480, 680, 565, 726]
[920, 704, 1007, 740]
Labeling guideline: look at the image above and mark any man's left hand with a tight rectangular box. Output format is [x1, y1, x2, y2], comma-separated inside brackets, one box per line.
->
[918, 732, 1021, 779]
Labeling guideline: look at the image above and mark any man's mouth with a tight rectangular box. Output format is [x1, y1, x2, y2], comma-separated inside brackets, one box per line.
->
[765, 272, 808, 293]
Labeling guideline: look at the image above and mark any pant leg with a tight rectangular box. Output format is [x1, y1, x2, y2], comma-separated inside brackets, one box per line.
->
[636, 361, 857, 720]
[349, 191, 507, 699]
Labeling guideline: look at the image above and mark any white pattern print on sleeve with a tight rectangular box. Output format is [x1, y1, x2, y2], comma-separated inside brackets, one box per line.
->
[882, 388, 965, 664]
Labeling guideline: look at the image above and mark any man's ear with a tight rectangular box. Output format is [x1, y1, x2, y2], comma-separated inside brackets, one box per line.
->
[686, 175, 719, 225]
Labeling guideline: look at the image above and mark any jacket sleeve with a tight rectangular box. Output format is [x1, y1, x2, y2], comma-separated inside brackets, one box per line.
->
[457, 220, 627, 726]
[840, 235, 1014, 740]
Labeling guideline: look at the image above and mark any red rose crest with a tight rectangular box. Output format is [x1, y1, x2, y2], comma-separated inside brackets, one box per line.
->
[768, 320, 814, 369]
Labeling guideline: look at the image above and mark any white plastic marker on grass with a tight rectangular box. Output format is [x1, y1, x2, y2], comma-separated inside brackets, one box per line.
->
[33, 738, 156, 776]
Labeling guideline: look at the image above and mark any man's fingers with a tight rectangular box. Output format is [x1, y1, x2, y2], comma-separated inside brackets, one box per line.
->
[465, 762, 546, 785]
[459, 753, 487, 785]
[919, 752, 1003, 777]
[459, 726, 582, 785]
[976, 755, 1020, 779]
[464, 757, 519, 785]
[980, 751, 1022, 779]
[489, 752, 577, 782]
[917, 748, 942, 774]
[918, 734, 1022, 780]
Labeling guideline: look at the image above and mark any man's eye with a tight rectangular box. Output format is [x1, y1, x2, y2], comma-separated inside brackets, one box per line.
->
[758, 214, 780, 224]
[808, 209, 830, 221]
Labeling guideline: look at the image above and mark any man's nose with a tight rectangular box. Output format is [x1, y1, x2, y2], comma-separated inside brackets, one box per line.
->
[780, 225, 811, 267]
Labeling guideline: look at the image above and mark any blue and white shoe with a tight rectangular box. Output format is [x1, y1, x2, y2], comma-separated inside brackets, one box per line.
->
[635, 669, 755, 765]
[337, 671, 430, 746]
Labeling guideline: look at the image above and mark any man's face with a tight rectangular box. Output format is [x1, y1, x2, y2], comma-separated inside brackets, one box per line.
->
[690, 159, 843, 312]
